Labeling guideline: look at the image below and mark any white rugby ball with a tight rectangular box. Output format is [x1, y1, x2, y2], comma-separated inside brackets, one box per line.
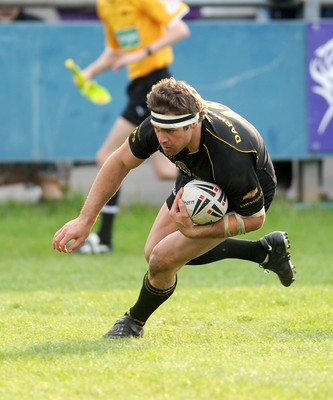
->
[182, 180, 228, 225]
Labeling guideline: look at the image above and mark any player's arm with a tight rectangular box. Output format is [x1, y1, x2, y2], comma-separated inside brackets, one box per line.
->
[52, 141, 144, 253]
[81, 141, 143, 220]
[170, 187, 265, 240]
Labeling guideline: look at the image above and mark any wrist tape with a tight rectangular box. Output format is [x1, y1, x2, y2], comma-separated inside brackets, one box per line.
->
[223, 212, 246, 237]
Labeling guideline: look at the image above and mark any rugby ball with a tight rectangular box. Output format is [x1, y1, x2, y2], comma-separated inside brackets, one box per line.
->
[182, 180, 228, 225]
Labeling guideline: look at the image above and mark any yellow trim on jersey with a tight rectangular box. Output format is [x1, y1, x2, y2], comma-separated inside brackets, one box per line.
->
[206, 128, 259, 161]
[97, 0, 189, 80]
[203, 144, 216, 182]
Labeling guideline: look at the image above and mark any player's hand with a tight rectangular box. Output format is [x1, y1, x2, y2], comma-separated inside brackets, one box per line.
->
[52, 217, 91, 253]
[169, 188, 197, 238]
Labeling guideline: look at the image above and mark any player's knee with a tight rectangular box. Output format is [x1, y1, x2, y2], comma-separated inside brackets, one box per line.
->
[148, 248, 175, 274]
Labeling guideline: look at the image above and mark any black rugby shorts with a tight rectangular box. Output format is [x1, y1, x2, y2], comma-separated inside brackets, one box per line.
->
[122, 67, 172, 126]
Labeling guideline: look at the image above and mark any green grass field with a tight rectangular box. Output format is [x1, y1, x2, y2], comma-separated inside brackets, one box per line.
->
[0, 195, 332, 400]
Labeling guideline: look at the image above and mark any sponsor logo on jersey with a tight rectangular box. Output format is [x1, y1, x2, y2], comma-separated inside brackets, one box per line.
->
[242, 187, 258, 200]
[116, 27, 139, 49]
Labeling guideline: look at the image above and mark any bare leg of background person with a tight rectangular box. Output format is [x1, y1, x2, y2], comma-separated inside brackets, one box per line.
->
[151, 151, 178, 180]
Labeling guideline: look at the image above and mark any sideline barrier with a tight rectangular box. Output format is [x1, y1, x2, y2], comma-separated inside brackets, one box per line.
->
[0, 20, 332, 200]
[0, 21, 308, 161]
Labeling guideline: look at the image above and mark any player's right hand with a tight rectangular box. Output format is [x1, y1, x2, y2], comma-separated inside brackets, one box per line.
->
[52, 217, 91, 253]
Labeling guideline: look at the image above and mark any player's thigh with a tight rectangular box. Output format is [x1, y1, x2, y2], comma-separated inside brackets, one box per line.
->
[145, 203, 224, 269]
[151, 231, 223, 271]
[144, 202, 178, 261]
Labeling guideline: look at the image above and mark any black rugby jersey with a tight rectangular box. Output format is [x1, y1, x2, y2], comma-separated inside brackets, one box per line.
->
[128, 101, 276, 216]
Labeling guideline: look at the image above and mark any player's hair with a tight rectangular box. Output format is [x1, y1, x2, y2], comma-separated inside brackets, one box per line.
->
[147, 77, 207, 122]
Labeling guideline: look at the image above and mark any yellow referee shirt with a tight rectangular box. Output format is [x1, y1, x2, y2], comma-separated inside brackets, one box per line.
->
[97, 0, 189, 80]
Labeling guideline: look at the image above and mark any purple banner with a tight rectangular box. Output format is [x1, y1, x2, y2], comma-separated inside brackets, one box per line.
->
[308, 22, 333, 153]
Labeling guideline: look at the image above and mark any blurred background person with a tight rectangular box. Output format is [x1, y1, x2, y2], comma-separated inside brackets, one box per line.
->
[0, 5, 41, 22]
[76, 0, 190, 254]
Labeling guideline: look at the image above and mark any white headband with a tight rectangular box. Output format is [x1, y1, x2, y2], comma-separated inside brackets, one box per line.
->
[150, 111, 199, 128]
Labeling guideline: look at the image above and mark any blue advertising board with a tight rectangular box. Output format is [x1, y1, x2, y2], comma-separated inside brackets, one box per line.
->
[0, 20, 328, 162]
[308, 22, 333, 153]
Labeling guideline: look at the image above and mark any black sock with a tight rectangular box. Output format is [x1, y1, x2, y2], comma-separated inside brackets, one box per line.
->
[128, 272, 177, 325]
[98, 190, 120, 246]
[187, 238, 267, 266]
